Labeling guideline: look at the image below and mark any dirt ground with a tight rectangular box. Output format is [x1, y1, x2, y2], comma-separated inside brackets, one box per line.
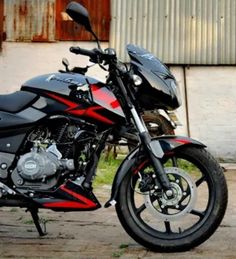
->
[0, 169, 235, 259]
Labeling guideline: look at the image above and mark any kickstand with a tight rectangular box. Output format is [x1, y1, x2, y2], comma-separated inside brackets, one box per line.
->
[28, 208, 47, 236]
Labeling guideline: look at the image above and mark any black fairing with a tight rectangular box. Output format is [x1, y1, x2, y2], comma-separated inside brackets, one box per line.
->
[127, 44, 181, 110]
[21, 72, 125, 126]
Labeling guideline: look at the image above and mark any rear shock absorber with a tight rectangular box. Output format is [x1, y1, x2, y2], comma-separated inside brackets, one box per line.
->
[55, 123, 73, 158]
[56, 123, 68, 143]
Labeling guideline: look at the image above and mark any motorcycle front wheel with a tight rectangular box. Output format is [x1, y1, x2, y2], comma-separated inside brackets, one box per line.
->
[116, 146, 228, 252]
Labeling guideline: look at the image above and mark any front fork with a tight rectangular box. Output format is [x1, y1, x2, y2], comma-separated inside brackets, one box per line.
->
[114, 72, 171, 192]
[130, 107, 172, 191]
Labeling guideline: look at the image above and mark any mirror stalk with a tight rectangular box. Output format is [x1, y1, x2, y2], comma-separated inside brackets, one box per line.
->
[90, 30, 101, 50]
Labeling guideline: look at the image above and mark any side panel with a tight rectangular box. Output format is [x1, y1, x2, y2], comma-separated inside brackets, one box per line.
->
[0, 108, 45, 129]
[0, 134, 26, 153]
[0, 152, 15, 178]
[0, 108, 46, 153]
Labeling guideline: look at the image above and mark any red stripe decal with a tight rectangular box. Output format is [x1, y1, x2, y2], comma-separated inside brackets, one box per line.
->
[133, 159, 149, 174]
[68, 106, 114, 125]
[91, 84, 121, 110]
[46, 92, 79, 111]
[43, 184, 98, 209]
[110, 100, 120, 109]
[46, 92, 114, 125]
[43, 201, 94, 209]
[173, 139, 191, 144]
[60, 185, 97, 207]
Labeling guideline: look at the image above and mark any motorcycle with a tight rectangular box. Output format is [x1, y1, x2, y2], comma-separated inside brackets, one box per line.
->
[0, 1, 227, 252]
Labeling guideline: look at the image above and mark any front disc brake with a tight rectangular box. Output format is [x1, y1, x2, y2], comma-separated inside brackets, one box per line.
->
[144, 167, 197, 221]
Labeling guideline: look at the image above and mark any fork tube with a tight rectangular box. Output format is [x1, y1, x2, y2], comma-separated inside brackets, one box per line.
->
[115, 74, 171, 190]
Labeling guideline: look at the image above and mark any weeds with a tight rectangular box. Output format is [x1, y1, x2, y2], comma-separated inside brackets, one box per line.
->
[94, 154, 123, 187]
[112, 243, 129, 257]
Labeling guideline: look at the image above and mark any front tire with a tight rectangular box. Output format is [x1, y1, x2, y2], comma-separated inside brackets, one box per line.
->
[116, 146, 228, 252]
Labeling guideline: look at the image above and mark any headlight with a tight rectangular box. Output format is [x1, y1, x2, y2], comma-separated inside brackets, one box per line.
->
[170, 80, 182, 106]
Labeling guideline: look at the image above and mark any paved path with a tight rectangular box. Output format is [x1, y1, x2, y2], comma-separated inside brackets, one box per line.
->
[0, 170, 235, 258]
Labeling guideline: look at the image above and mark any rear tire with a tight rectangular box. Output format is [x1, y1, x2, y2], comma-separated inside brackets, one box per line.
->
[116, 146, 228, 252]
[142, 112, 175, 136]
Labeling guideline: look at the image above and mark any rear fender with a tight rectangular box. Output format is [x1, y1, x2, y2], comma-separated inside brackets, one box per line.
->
[104, 136, 205, 208]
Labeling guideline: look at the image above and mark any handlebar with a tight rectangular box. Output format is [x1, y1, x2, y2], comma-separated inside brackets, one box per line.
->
[69, 46, 117, 65]
[69, 46, 97, 59]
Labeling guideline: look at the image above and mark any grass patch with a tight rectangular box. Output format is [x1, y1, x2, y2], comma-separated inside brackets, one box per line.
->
[112, 243, 129, 257]
[112, 251, 124, 258]
[23, 219, 34, 225]
[10, 208, 18, 212]
[119, 243, 129, 249]
[94, 154, 123, 187]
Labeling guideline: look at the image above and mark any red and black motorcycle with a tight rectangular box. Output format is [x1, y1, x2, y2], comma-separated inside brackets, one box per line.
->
[0, 2, 227, 252]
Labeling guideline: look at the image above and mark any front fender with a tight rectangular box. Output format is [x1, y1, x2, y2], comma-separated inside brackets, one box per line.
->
[104, 136, 205, 208]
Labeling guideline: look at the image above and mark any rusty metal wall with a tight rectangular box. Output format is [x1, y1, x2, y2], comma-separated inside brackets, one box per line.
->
[110, 0, 236, 64]
[56, 0, 110, 41]
[4, 0, 56, 42]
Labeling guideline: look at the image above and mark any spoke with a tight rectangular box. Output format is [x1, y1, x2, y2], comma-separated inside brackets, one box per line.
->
[179, 192, 190, 204]
[190, 209, 205, 219]
[135, 203, 146, 216]
[195, 175, 206, 187]
[164, 221, 172, 233]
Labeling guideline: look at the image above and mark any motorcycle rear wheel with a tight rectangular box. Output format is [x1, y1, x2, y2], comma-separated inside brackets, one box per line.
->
[116, 146, 228, 252]
[142, 112, 175, 136]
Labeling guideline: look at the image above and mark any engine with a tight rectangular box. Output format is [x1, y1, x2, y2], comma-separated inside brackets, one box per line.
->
[11, 117, 96, 191]
[12, 144, 74, 190]
[17, 147, 61, 181]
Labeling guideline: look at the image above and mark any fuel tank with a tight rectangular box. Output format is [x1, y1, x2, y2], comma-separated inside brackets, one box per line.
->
[21, 73, 125, 126]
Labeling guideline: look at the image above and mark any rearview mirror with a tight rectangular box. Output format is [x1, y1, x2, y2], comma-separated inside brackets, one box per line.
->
[66, 1, 92, 32]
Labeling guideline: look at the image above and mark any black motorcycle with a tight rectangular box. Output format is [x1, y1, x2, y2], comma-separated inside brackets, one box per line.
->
[0, 2, 227, 252]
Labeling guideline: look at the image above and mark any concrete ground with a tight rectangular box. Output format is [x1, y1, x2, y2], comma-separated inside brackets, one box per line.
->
[0, 168, 235, 259]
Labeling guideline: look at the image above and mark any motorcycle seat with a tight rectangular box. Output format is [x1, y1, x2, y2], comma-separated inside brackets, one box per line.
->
[0, 91, 38, 113]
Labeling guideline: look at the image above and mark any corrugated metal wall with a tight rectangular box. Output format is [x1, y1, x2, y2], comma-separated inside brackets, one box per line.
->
[110, 0, 236, 64]
[4, 0, 56, 42]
